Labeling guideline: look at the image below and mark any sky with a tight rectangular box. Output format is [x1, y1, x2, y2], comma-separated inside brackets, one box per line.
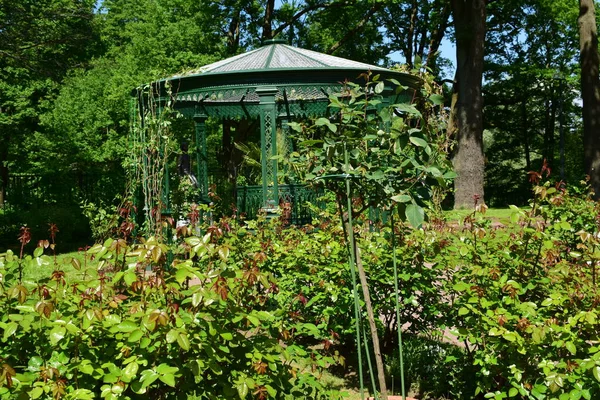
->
[388, 37, 457, 80]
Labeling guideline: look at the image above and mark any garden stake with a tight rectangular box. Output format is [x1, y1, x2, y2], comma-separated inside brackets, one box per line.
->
[314, 152, 365, 398]
[342, 157, 366, 400]
[391, 208, 407, 400]
[343, 143, 388, 399]
[363, 323, 380, 400]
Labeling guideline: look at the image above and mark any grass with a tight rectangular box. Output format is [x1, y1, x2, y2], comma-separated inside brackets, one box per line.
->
[21, 249, 92, 281]
[443, 207, 529, 224]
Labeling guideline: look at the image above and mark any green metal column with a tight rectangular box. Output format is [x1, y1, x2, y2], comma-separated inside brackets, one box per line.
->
[193, 114, 209, 203]
[257, 87, 279, 211]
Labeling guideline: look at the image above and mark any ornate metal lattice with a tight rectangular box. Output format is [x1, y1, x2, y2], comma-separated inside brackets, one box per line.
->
[237, 184, 322, 225]
[194, 116, 209, 202]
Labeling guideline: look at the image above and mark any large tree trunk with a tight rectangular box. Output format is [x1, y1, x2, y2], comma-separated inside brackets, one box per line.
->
[579, 0, 600, 198]
[451, 0, 487, 209]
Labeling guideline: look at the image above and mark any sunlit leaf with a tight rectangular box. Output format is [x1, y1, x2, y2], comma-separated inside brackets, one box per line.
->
[405, 204, 424, 229]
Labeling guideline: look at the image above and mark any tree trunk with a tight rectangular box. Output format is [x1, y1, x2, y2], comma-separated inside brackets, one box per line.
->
[406, 0, 418, 68]
[579, 0, 600, 198]
[345, 222, 388, 399]
[262, 0, 275, 40]
[426, 4, 451, 74]
[451, 0, 487, 209]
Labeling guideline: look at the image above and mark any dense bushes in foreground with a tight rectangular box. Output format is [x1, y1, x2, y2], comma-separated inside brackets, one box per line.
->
[0, 215, 348, 399]
[2, 178, 600, 399]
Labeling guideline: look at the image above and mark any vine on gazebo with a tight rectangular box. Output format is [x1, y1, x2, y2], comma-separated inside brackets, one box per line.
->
[129, 83, 179, 238]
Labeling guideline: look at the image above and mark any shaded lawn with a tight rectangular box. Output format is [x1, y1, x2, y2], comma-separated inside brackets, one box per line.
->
[443, 207, 529, 225]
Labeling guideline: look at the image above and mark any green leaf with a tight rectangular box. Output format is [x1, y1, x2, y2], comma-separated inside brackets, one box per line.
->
[458, 307, 470, 316]
[117, 320, 138, 333]
[299, 139, 323, 147]
[159, 373, 176, 387]
[394, 103, 422, 117]
[128, 329, 144, 343]
[374, 81, 385, 94]
[503, 331, 517, 342]
[28, 356, 43, 369]
[122, 362, 139, 382]
[593, 366, 600, 382]
[177, 332, 190, 351]
[166, 329, 178, 343]
[453, 282, 470, 292]
[49, 327, 66, 345]
[541, 298, 553, 307]
[192, 292, 203, 307]
[237, 381, 249, 399]
[33, 247, 44, 258]
[156, 364, 179, 375]
[287, 122, 303, 132]
[367, 170, 385, 180]
[3, 322, 18, 341]
[391, 194, 411, 203]
[409, 136, 428, 148]
[443, 171, 458, 179]
[429, 94, 444, 105]
[508, 388, 518, 397]
[265, 385, 277, 397]
[140, 370, 159, 389]
[424, 166, 442, 177]
[79, 363, 94, 375]
[565, 341, 576, 355]
[405, 204, 424, 229]
[315, 117, 337, 133]
[124, 271, 137, 286]
[29, 387, 44, 399]
[71, 257, 81, 270]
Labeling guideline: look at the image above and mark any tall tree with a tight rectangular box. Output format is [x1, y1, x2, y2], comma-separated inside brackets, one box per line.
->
[579, 0, 600, 197]
[450, 0, 487, 208]
[38, 0, 225, 187]
[483, 0, 580, 206]
[296, 1, 387, 64]
[0, 0, 98, 206]
[379, 0, 452, 74]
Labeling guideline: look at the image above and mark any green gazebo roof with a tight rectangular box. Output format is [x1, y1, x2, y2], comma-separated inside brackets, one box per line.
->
[173, 39, 390, 78]
[150, 39, 420, 119]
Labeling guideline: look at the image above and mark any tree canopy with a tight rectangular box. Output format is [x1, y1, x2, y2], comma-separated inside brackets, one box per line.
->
[0, 0, 597, 211]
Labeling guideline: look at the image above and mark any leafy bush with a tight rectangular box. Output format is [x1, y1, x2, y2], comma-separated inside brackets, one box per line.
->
[438, 178, 600, 399]
[0, 219, 347, 399]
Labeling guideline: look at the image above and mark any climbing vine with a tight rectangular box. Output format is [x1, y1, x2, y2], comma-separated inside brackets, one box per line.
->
[129, 83, 178, 237]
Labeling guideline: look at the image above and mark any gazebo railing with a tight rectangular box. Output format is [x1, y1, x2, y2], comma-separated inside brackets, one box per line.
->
[236, 184, 323, 225]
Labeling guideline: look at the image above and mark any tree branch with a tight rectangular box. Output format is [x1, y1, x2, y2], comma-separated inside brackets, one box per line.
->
[272, 1, 351, 38]
[327, 2, 382, 54]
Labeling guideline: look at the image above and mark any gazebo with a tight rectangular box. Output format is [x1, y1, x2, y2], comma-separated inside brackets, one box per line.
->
[135, 39, 420, 224]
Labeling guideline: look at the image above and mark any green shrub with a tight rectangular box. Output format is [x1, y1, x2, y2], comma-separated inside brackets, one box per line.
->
[438, 178, 600, 399]
[0, 219, 346, 399]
